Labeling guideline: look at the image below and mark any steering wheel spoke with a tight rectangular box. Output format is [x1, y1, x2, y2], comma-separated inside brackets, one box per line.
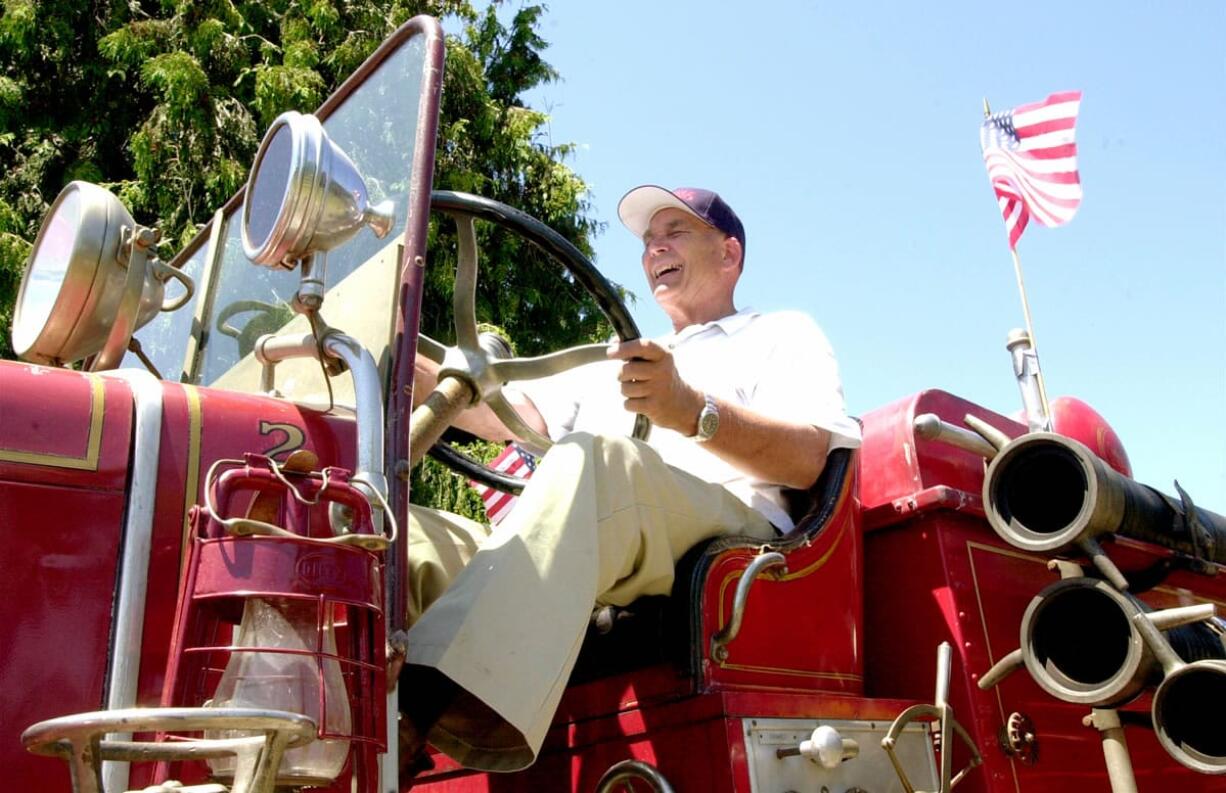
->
[487, 392, 553, 456]
[417, 333, 447, 364]
[489, 343, 611, 383]
[452, 213, 480, 350]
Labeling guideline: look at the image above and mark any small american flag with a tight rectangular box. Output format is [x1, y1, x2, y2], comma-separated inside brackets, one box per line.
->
[470, 444, 536, 525]
[980, 91, 1083, 249]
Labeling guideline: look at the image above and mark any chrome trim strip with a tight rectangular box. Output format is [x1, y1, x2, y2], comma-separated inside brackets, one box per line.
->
[381, 694, 398, 793]
[180, 385, 203, 555]
[98, 368, 164, 792]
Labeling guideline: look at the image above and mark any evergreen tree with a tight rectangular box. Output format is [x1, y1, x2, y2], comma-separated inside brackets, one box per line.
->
[0, 1, 621, 518]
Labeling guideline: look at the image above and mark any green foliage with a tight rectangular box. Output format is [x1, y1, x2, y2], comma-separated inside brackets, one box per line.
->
[0, 0, 614, 520]
[410, 438, 504, 523]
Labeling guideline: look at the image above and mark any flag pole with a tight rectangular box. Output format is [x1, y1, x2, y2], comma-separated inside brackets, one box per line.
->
[984, 96, 1054, 429]
[1009, 247, 1053, 427]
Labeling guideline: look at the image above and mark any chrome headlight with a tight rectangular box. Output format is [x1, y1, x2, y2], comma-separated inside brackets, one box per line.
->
[11, 181, 194, 368]
[242, 110, 394, 269]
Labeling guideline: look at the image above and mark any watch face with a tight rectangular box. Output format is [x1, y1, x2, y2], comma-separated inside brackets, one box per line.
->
[698, 408, 719, 439]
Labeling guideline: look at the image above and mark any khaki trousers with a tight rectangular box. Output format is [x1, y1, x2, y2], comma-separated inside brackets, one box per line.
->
[401, 432, 774, 771]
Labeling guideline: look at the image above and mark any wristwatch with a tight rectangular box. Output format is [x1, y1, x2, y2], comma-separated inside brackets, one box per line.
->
[692, 394, 719, 443]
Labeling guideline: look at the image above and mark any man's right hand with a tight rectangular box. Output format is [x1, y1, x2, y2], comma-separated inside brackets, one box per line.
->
[608, 339, 704, 435]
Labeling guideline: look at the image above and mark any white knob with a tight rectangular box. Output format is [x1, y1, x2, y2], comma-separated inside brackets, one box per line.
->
[799, 725, 859, 769]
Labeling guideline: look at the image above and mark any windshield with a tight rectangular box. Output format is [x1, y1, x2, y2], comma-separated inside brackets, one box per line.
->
[126, 26, 435, 402]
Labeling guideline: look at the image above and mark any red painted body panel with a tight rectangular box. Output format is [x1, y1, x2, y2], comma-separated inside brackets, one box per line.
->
[0, 481, 129, 789]
[0, 362, 134, 792]
[865, 512, 1226, 793]
[0, 360, 366, 792]
[557, 665, 692, 724]
[859, 389, 1025, 527]
[1049, 395, 1133, 477]
[701, 463, 863, 694]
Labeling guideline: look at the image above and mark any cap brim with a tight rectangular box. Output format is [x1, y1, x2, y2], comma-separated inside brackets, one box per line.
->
[617, 185, 705, 238]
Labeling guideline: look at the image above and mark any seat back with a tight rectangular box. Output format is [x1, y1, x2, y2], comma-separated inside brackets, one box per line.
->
[674, 446, 863, 692]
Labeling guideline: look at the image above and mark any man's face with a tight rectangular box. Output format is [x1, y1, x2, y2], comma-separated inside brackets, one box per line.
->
[640, 208, 735, 315]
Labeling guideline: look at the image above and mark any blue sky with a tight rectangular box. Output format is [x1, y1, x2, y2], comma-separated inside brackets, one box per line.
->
[513, 1, 1226, 511]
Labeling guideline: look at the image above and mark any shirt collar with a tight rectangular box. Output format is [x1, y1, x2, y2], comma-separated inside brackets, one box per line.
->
[667, 307, 760, 344]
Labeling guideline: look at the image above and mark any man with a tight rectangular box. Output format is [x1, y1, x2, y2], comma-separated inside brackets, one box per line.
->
[401, 186, 860, 772]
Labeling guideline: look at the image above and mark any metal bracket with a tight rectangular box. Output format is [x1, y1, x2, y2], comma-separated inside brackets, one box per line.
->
[1082, 709, 1138, 793]
[882, 642, 982, 793]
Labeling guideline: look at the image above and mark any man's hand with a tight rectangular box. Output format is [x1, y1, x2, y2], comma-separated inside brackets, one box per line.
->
[608, 339, 704, 435]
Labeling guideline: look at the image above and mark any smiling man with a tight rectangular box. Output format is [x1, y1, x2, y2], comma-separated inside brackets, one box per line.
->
[400, 185, 860, 774]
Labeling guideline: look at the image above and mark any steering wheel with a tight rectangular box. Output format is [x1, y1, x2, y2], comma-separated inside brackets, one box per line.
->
[419, 190, 650, 494]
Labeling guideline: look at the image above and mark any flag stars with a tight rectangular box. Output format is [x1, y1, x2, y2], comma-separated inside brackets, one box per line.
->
[982, 111, 1020, 150]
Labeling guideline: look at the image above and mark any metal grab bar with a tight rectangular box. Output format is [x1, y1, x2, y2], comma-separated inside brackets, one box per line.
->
[254, 329, 389, 517]
[709, 551, 786, 663]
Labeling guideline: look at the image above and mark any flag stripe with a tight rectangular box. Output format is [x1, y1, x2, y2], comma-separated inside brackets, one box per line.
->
[1017, 142, 1077, 160]
[1013, 112, 1077, 134]
[1015, 91, 1082, 115]
[1014, 100, 1081, 127]
[989, 173, 1067, 227]
[985, 162, 1083, 203]
[1014, 126, 1076, 148]
[986, 153, 1077, 174]
[988, 164, 1083, 205]
[985, 154, 1083, 196]
[999, 195, 1027, 249]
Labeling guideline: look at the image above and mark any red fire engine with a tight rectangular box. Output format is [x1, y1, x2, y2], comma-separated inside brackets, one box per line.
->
[3, 15, 1224, 793]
